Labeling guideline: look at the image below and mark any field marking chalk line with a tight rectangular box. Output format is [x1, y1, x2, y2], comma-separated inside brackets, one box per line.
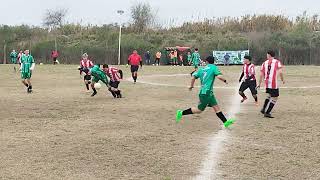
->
[126, 74, 320, 89]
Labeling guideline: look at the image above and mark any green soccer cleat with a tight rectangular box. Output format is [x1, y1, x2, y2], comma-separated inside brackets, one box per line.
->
[176, 110, 183, 123]
[224, 118, 235, 128]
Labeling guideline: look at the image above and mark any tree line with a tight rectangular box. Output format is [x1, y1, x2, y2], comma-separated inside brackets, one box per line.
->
[1, 3, 320, 65]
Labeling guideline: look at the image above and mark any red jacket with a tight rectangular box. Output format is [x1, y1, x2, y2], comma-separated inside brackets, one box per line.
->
[128, 53, 142, 66]
[51, 51, 59, 58]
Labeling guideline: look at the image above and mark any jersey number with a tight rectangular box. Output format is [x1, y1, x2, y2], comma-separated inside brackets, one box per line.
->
[267, 65, 272, 75]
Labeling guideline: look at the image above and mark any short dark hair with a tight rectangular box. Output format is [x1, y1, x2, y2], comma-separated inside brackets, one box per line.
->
[267, 50, 275, 57]
[205, 56, 215, 64]
[244, 55, 252, 61]
[103, 64, 109, 68]
[195, 48, 199, 51]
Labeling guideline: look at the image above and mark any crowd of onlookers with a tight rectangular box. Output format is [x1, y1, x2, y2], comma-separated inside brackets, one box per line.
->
[7, 48, 205, 66]
[142, 49, 204, 66]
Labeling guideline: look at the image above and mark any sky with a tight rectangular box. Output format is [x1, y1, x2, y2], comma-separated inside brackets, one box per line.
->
[0, 0, 319, 27]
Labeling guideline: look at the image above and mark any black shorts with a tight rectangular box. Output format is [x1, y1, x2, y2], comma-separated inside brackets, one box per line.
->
[109, 81, 120, 88]
[84, 74, 91, 81]
[131, 65, 139, 73]
[239, 80, 257, 95]
[266, 88, 279, 97]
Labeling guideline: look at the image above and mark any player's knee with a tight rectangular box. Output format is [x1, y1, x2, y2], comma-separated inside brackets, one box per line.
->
[271, 97, 278, 101]
[193, 108, 203, 114]
[212, 105, 221, 112]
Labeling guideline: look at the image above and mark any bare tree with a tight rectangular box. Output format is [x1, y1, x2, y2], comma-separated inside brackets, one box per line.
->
[43, 8, 68, 30]
[130, 2, 156, 33]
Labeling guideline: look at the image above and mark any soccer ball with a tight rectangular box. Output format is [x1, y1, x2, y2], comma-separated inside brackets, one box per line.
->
[39, 63, 44, 65]
[94, 83, 102, 89]
[55, 60, 60, 64]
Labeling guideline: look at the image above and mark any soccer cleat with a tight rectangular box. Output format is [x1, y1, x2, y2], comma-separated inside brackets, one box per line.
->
[27, 86, 31, 93]
[27, 88, 32, 93]
[224, 118, 235, 128]
[260, 109, 265, 114]
[254, 101, 259, 106]
[111, 92, 117, 98]
[91, 91, 97, 97]
[240, 97, 248, 103]
[176, 110, 183, 123]
[264, 113, 274, 118]
[117, 92, 122, 98]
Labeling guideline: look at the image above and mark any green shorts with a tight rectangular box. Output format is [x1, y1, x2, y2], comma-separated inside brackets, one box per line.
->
[193, 61, 199, 68]
[92, 75, 108, 85]
[21, 71, 32, 79]
[11, 58, 17, 64]
[198, 93, 218, 111]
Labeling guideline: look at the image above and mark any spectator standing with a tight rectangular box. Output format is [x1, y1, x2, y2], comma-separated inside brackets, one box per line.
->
[51, 50, 59, 65]
[155, 51, 161, 66]
[144, 51, 151, 65]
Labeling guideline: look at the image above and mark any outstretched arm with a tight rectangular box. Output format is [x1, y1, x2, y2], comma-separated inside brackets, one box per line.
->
[118, 70, 123, 79]
[217, 75, 228, 84]
[258, 72, 264, 88]
[189, 76, 196, 90]
[279, 68, 285, 84]
[239, 72, 244, 82]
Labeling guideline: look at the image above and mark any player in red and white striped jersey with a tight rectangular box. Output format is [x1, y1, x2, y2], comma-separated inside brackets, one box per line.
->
[258, 50, 285, 118]
[238, 55, 258, 105]
[78, 53, 94, 91]
[102, 64, 123, 98]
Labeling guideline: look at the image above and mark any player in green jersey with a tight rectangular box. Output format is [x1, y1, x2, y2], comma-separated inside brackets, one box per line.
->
[10, 50, 18, 64]
[20, 50, 35, 93]
[176, 56, 235, 128]
[187, 51, 192, 65]
[190, 48, 201, 76]
[90, 64, 110, 97]
[10, 50, 18, 71]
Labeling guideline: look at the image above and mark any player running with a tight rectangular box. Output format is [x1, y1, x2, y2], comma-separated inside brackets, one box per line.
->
[190, 48, 201, 75]
[176, 56, 235, 128]
[128, 50, 142, 84]
[238, 55, 258, 105]
[20, 50, 35, 93]
[90, 64, 110, 97]
[78, 53, 94, 92]
[102, 64, 123, 98]
[257, 50, 285, 118]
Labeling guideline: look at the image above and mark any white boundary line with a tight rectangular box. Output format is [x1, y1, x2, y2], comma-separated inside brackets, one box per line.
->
[126, 74, 320, 89]
[194, 88, 241, 180]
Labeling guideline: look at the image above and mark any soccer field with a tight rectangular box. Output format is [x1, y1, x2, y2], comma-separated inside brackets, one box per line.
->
[1, 64, 320, 179]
